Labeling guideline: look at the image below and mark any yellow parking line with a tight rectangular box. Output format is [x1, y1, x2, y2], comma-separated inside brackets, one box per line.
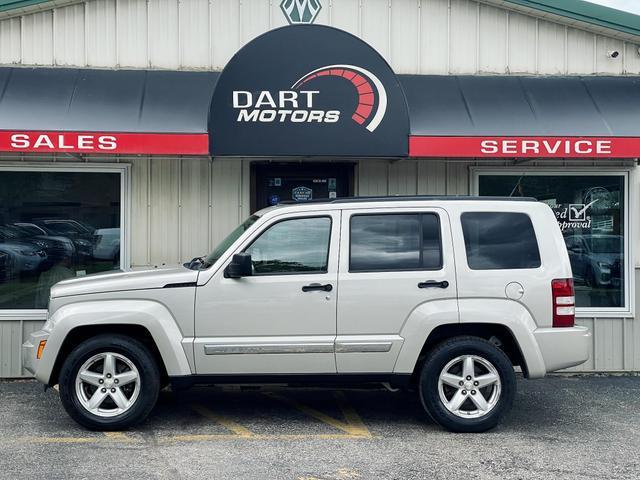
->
[191, 404, 254, 438]
[163, 433, 369, 443]
[20, 436, 100, 444]
[264, 392, 372, 437]
[6, 431, 373, 446]
[103, 431, 132, 442]
[334, 392, 371, 438]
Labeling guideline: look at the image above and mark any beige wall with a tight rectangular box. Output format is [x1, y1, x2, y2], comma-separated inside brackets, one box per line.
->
[1, 0, 639, 75]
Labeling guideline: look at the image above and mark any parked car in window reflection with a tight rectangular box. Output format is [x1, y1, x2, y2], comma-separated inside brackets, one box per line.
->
[0, 251, 11, 283]
[0, 227, 47, 275]
[11, 223, 77, 265]
[31, 220, 94, 261]
[92, 228, 120, 264]
[565, 234, 623, 288]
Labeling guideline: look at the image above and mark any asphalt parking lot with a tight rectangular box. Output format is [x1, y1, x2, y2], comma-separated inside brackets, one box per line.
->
[0, 376, 639, 480]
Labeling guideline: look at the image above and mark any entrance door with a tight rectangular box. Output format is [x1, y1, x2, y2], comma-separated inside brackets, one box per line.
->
[193, 210, 341, 375]
[253, 163, 353, 211]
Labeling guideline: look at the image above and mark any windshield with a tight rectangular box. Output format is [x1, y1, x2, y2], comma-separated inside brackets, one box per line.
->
[202, 214, 260, 267]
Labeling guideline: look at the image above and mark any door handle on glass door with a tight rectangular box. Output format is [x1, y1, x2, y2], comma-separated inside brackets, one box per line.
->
[302, 283, 333, 292]
[418, 280, 449, 289]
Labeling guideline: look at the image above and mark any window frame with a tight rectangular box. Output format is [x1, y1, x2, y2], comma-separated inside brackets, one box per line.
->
[461, 211, 542, 271]
[472, 167, 633, 318]
[348, 212, 444, 273]
[242, 215, 333, 276]
[0, 162, 130, 320]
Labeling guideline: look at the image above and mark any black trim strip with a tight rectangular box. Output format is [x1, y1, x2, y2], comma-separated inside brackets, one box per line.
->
[163, 282, 197, 288]
[169, 373, 411, 389]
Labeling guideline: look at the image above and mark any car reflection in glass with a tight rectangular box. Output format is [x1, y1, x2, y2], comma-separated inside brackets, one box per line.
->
[92, 228, 120, 266]
[0, 226, 48, 278]
[28, 220, 95, 262]
[565, 234, 623, 289]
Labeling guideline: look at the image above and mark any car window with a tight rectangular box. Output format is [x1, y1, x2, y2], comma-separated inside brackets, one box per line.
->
[245, 216, 332, 275]
[350, 213, 442, 272]
[461, 212, 541, 270]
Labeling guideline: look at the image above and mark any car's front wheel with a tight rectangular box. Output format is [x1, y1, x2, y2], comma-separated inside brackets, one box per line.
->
[58, 334, 160, 430]
[418, 336, 516, 433]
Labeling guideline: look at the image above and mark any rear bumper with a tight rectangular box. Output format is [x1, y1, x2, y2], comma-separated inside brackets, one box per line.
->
[534, 326, 591, 373]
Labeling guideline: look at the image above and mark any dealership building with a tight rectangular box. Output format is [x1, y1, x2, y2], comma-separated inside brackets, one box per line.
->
[1, 0, 640, 377]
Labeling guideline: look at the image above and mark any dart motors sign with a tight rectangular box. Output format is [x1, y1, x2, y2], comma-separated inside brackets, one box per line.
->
[210, 25, 409, 157]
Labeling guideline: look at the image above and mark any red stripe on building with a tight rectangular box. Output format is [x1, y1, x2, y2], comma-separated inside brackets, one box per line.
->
[0, 131, 209, 155]
[409, 136, 640, 158]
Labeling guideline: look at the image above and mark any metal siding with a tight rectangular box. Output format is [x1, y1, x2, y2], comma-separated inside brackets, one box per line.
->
[419, 0, 448, 74]
[149, 158, 180, 266]
[479, 3, 507, 73]
[53, 4, 85, 66]
[0, 0, 637, 75]
[417, 160, 447, 194]
[179, 0, 210, 68]
[211, 158, 244, 248]
[388, 160, 418, 195]
[449, 0, 478, 74]
[567, 27, 595, 74]
[390, 0, 419, 74]
[330, 0, 360, 37]
[624, 41, 640, 74]
[130, 156, 151, 267]
[85, 0, 116, 67]
[361, 0, 390, 64]
[0, 17, 20, 64]
[148, 0, 179, 69]
[21, 11, 52, 65]
[356, 160, 389, 196]
[241, 0, 271, 46]
[595, 35, 624, 75]
[116, 0, 148, 68]
[537, 19, 565, 74]
[179, 157, 211, 261]
[211, 0, 240, 70]
[507, 11, 536, 73]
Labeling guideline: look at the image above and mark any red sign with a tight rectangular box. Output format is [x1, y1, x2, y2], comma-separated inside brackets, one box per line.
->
[0, 131, 209, 155]
[409, 136, 640, 158]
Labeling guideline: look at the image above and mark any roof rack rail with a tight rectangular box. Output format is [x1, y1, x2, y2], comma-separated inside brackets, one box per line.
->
[278, 195, 537, 205]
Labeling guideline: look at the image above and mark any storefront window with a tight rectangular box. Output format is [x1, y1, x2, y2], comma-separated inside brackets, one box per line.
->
[0, 170, 122, 310]
[478, 174, 626, 310]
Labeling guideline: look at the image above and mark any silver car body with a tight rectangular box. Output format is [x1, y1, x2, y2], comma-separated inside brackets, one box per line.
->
[23, 198, 591, 385]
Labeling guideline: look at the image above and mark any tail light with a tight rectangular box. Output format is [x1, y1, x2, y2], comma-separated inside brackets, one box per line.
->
[552, 278, 575, 327]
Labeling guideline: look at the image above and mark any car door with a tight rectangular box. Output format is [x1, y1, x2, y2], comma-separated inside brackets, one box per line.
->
[193, 210, 340, 375]
[336, 207, 458, 373]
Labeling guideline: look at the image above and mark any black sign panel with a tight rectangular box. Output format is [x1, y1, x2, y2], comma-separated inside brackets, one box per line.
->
[209, 25, 409, 157]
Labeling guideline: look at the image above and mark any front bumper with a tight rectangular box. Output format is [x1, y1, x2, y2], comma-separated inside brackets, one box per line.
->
[22, 330, 50, 377]
[534, 326, 591, 373]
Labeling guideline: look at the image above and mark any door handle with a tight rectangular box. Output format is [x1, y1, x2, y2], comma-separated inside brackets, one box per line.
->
[418, 280, 449, 289]
[302, 283, 333, 292]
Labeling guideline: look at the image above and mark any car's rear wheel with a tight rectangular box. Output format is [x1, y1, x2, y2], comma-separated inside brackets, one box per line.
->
[418, 336, 516, 433]
[58, 334, 160, 430]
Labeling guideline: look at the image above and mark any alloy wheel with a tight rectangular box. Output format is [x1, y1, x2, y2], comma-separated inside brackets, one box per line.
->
[437, 354, 501, 419]
[75, 352, 141, 418]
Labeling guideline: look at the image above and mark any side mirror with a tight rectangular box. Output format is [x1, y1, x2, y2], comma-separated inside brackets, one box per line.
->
[224, 253, 252, 278]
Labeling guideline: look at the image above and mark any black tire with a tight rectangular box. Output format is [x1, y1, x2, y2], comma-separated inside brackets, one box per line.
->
[418, 336, 516, 433]
[58, 334, 161, 431]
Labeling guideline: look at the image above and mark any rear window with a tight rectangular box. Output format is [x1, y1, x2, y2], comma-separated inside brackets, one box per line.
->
[461, 212, 541, 270]
[350, 213, 442, 272]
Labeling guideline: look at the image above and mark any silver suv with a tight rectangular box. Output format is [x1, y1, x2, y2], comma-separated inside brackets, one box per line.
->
[23, 196, 590, 433]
